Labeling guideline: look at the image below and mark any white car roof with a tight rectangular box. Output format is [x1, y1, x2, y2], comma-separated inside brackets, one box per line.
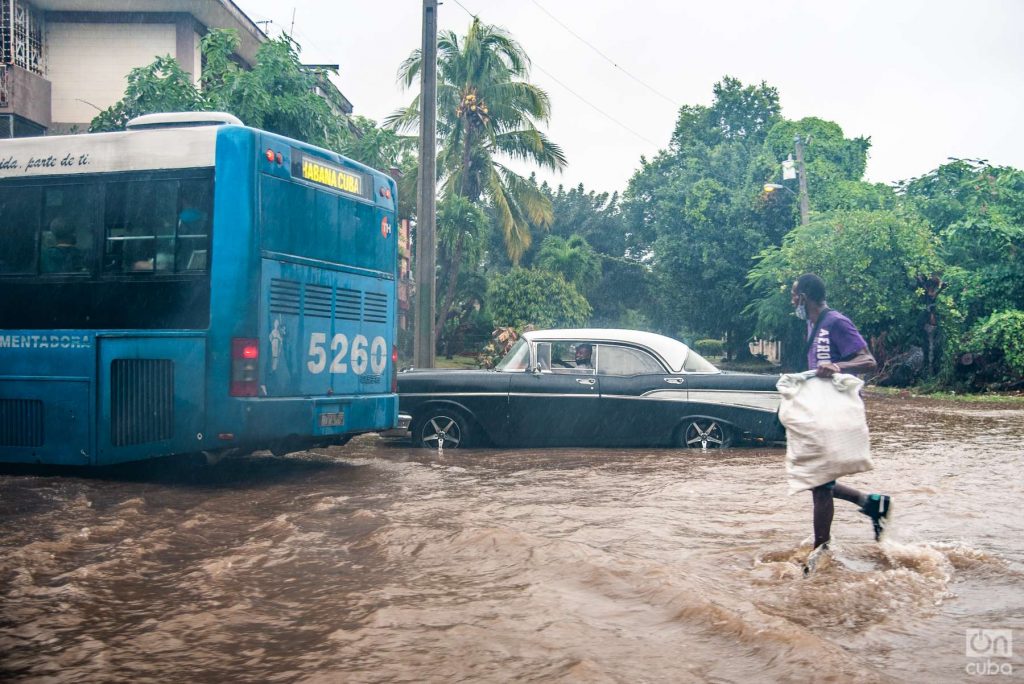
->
[522, 328, 695, 373]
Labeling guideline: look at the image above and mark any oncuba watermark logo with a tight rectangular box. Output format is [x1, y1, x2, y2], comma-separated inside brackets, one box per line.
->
[966, 629, 1013, 676]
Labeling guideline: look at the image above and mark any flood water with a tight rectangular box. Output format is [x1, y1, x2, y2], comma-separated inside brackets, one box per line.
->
[1, 394, 1022, 683]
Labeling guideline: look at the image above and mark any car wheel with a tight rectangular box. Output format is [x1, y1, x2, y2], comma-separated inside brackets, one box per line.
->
[412, 408, 472, 449]
[679, 419, 732, 449]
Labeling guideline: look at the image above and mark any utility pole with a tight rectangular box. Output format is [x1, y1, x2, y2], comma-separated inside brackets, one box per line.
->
[794, 134, 810, 226]
[413, 0, 438, 368]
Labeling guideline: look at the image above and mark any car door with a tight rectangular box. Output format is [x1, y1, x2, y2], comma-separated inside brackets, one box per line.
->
[506, 340, 602, 446]
[594, 344, 683, 446]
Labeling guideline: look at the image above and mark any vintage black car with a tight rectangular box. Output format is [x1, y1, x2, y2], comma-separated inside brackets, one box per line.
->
[398, 329, 785, 449]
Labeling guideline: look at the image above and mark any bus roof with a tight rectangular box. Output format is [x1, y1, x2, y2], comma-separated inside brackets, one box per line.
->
[0, 123, 393, 188]
[0, 126, 220, 179]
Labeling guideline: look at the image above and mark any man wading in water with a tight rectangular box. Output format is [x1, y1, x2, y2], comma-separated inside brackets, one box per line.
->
[793, 274, 893, 566]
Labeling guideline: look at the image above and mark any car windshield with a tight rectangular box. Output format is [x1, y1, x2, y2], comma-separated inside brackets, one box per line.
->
[682, 348, 719, 373]
[495, 338, 531, 371]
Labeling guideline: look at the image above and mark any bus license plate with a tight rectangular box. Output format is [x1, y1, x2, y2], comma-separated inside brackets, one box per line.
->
[319, 411, 344, 427]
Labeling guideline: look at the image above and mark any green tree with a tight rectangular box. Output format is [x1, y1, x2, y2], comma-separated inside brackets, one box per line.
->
[91, 30, 348, 150]
[89, 56, 209, 131]
[208, 32, 346, 148]
[486, 268, 590, 330]
[892, 159, 1024, 383]
[391, 18, 566, 260]
[543, 183, 627, 256]
[534, 183, 651, 327]
[748, 209, 944, 359]
[964, 310, 1024, 379]
[534, 234, 601, 294]
[898, 160, 1024, 324]
[387, 18, 567, 339]
[761, 117, 894, 215]
[342, 115, 412, 173]
[624, 77, 792, 355]
[340, 116, 418, 219]
[436, 194, 492, 354]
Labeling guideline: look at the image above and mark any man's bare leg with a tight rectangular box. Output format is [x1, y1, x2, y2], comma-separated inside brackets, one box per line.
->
[811, 484, 835, 549]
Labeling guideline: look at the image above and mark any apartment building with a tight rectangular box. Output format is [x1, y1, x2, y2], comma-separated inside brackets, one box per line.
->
[0, 0, 351, 137]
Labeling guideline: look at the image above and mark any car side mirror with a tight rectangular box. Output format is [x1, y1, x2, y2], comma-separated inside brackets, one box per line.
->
[531, 364, 542, 375]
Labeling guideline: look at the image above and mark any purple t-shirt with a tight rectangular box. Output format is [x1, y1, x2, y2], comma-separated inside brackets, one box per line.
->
[806, 310, 868, 371]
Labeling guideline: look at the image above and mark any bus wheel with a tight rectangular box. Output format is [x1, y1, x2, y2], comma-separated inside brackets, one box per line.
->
[412, 409, 472, 449]
[202, 448, 249, 465]
[270, 436, 303, 457]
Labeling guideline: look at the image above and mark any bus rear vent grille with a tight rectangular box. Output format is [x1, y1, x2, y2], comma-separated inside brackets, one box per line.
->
[364, 292, 388, 323]
[336, 288, 361, 321]
[0, 399, 44, 447]
[270, 279, 301, 315]
[111, 359, 174, 447]
[305, 284, 333, 318]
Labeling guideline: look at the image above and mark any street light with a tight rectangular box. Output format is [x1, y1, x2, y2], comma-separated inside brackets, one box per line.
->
[763, 181, 809, 226]
[763, 183, 796, 196]
[763, 183, 807, 225]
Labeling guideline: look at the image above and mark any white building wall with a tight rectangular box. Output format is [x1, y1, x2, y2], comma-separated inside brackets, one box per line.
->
[47, 22, 177, 126]
[193, 31, 203, 85]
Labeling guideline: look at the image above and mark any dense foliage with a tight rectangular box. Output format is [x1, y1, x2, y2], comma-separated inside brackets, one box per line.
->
[486, 269, 590, 330]
[623, 78, 798, 356]
[899, 161, 1024, 325]
[748, 210, 943, 356]
[888, 160, 1024, 385]
[92, 31, 348, 151]
[964, 310, 1024, 379]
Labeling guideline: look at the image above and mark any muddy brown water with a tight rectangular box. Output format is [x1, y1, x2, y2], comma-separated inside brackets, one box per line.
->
[1, 394, 1022, 683]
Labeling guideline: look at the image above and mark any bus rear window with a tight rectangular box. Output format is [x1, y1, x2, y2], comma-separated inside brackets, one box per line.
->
[0, 172, 214, 330]
[0, 186, 41, 274]
[0, 173, 213, 277]
[103, 178, 212, 274]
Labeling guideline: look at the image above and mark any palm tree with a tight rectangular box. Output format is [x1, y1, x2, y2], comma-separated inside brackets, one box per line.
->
[534, 234, 602, 295]
[386, 18, 567, 340]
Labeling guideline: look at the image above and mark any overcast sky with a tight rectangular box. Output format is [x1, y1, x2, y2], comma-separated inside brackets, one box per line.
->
[235, 0, 1024, 195]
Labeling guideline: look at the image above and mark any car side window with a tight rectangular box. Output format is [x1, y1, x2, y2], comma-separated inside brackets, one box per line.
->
[535, 342, 551, 371]
[549, 341, 595, 374]
[597, 345, 665, 376]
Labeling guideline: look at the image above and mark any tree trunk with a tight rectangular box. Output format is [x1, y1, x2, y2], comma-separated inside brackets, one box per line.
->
[435, 233, 464, 344]
[434, 128, 475, 345]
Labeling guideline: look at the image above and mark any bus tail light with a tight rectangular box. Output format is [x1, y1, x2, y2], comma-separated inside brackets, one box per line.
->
[230, 338, 259, 397]
[391, 345, 399, 393]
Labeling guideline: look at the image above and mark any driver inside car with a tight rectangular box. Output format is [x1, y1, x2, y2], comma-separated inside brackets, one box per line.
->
[574, 343, 593, 369]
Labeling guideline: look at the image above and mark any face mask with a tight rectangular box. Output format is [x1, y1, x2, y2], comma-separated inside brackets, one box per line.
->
[795, 302, 808, 321]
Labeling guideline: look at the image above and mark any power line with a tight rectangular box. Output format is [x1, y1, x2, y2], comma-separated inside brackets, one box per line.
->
[249, 13, 331, 58]
[527, 0, 679, 107]
[447, 0, 663, 148]
[450, 0, 478, 21]
[529, 62, 662, 147]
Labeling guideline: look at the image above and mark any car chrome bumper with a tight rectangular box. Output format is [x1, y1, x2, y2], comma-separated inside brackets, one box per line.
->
[379, 413, 412, 438]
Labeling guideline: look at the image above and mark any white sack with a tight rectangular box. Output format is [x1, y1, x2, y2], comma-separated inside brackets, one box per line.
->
[776, 371, 873, 495]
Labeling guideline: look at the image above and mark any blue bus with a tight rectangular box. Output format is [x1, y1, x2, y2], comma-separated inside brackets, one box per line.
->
[0, 112, 399, 466]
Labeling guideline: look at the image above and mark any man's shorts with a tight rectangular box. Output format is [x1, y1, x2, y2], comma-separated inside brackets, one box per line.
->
[816, 480, 837, 491]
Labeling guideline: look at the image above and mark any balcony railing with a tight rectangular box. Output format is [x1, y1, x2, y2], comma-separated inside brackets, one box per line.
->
[0, 65, 8, 108]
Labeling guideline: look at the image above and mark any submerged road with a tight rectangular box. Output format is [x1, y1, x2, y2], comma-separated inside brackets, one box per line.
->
[1, 394, 1022, 682]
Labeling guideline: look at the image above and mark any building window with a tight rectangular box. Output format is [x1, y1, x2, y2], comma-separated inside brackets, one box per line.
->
[2, 0, 44, 75]
[0, 113, 46, 138]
